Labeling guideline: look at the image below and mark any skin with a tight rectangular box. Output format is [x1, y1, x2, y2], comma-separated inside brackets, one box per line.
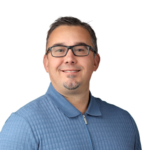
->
[43, 25, 100, 114]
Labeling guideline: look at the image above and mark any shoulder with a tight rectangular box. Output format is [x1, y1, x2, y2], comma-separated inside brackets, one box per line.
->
[95, 97, 140, 134]
[95, 97, 129, 114]
[94, 97, 142, 149]
[0, 94, 53, 145]
[14, 94, 54, 122]
[94, 97, 136, 126]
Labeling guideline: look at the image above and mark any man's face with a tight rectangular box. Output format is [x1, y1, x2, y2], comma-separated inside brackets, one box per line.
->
[43, 25, 100, 94]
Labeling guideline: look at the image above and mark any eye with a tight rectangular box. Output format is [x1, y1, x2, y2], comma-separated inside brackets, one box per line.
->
[52, 47, 66, 53]
[56, 49, 64, 52]
[76, 49, 84, 52]
[74, 48, 85, 52]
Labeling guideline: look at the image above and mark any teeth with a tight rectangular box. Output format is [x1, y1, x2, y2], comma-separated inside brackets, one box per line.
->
[63, 71, 78, 72]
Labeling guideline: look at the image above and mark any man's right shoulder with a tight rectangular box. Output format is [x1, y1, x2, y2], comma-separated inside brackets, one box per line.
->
[0, 95, 51, 149]
[14, 94, 54, 122]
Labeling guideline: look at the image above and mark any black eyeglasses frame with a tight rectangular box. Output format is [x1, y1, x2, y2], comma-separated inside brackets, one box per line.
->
[46, 44, 96, 57]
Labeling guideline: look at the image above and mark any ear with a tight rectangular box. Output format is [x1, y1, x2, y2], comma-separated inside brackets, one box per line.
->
[93, 53, 100, 71]
[43, 55, 49, 73]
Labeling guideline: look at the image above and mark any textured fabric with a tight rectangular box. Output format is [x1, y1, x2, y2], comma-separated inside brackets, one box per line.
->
[0, 82, 142, 150]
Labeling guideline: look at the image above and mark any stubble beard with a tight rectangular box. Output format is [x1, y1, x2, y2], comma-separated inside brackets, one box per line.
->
[63, 75, 80, 90]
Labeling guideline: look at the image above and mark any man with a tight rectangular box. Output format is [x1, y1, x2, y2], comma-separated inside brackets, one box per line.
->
[0, 17, 142, 150]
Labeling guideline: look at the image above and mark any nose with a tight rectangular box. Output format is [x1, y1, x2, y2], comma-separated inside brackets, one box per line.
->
[64, 48, 77, 64]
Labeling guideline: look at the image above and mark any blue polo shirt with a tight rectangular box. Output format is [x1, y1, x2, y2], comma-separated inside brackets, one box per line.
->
[0, 82, 142, 150]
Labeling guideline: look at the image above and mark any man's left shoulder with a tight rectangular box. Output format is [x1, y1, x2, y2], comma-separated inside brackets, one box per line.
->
[94, 97, 133, 120]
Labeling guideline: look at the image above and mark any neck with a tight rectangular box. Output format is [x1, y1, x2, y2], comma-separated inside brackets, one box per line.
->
[63, 87, 90, 115]
[51, 82, 90, 115]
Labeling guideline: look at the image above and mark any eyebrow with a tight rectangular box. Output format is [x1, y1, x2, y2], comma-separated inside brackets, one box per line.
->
[51, 42, 89, 47]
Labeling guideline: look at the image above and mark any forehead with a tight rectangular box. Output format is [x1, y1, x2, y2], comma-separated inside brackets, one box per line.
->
[47, 25, 92, 48]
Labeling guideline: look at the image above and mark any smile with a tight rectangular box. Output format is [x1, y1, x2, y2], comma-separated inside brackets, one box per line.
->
[63, 70, 80, 72]
[62, 70, 80, 74]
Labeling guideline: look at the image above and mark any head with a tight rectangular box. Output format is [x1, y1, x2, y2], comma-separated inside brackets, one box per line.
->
[43, 16, 100, 95]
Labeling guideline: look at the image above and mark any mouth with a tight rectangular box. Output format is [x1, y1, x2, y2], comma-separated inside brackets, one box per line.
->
[61, 70, 80, 74]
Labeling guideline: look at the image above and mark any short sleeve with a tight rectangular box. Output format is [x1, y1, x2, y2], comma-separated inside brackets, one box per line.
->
[127, 112, 142, 150]
[0, 112, 38, 150]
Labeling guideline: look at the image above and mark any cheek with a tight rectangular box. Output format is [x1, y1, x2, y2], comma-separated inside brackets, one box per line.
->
[48, 59, 62, 75]
[82, 59, 94, 76]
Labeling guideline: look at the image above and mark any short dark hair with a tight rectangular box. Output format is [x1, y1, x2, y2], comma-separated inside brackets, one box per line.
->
[45, 16, 98, 55]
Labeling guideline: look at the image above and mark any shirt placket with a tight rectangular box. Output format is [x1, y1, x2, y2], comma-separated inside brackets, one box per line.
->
[81, 114, 94, 150]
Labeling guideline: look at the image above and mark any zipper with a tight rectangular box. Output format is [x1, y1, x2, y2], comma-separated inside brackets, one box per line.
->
[83, 115, 88, 124]
[82, 114, 93, 149]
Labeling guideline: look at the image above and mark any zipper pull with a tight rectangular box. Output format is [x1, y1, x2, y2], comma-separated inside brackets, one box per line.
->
[83, 115, 88, 124]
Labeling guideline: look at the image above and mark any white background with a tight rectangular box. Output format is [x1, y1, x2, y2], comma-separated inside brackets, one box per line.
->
[0, 0, 149, 149]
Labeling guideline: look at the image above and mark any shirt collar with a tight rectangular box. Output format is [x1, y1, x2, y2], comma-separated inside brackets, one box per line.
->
[45, 82, 102, 118]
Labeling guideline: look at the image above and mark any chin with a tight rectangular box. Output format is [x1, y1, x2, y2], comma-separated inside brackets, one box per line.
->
[62, 80, 80, 90]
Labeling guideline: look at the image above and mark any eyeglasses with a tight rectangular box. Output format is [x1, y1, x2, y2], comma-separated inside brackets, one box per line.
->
[46, 44, 96, 57]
